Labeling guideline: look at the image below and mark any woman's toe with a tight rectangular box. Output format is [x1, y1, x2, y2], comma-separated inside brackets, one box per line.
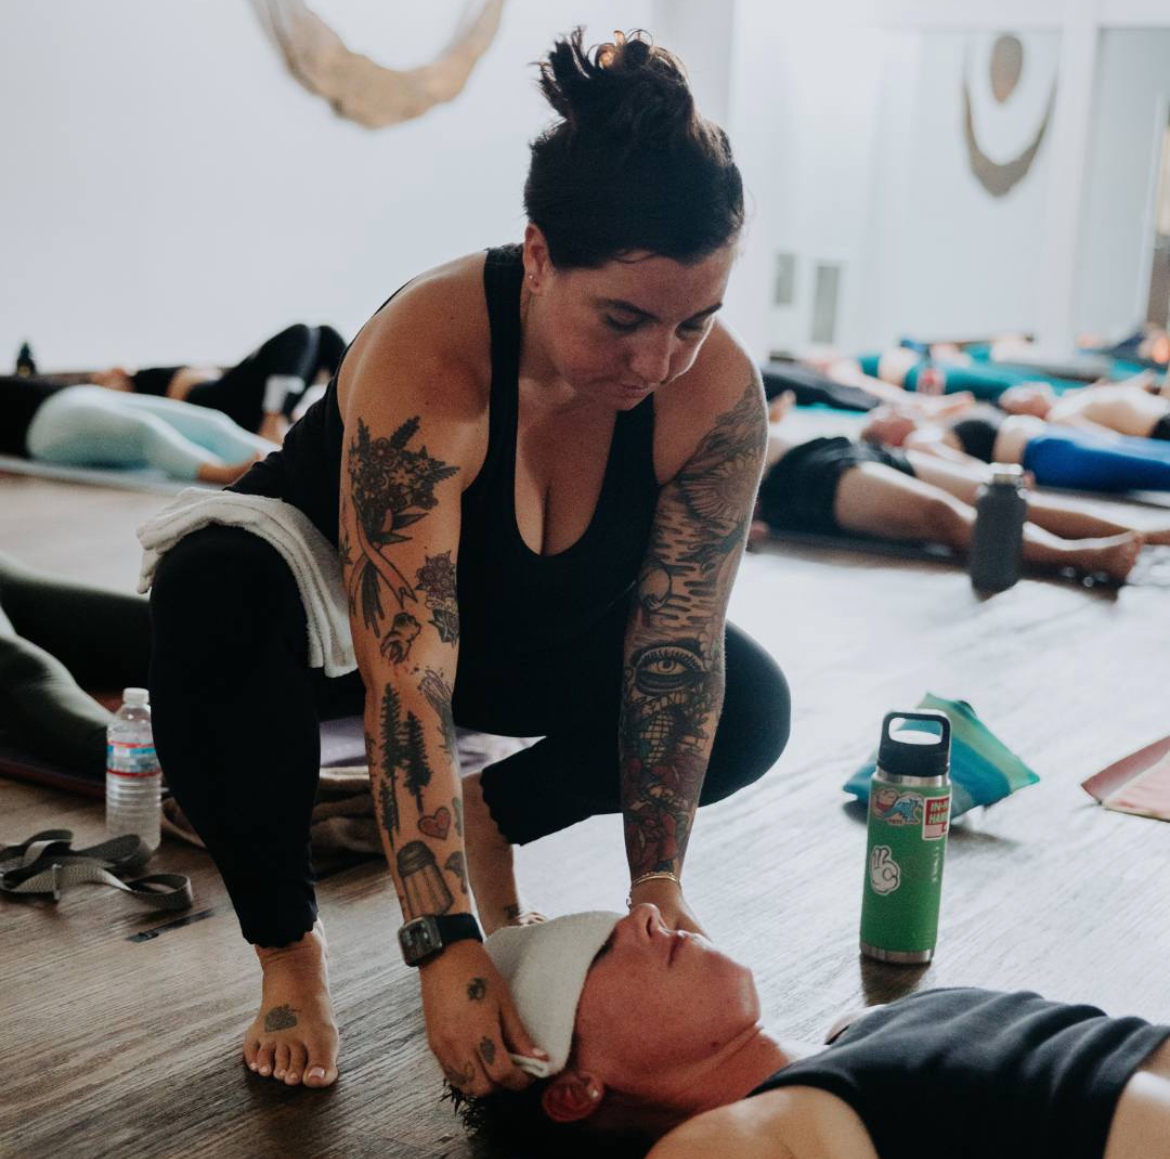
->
[256, 1042, 275, 1077]
[274, 1042, 291, 1080]
[284, 1043, 308, 1085]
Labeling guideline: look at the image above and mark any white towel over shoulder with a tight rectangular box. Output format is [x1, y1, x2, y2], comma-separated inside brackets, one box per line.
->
[137, 488, 356, 677]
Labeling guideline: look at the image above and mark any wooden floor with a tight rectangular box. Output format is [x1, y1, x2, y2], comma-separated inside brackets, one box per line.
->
[3, 471, 1170, 1159]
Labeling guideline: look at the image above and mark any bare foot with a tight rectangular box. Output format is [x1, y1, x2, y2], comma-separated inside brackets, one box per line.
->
[243, 919, 339, 1088]
[462, 773, 546, 935]
[1068, 532, 1144, 584]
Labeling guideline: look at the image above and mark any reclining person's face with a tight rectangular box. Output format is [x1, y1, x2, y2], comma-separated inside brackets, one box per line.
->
[542, 904, 760, 1122]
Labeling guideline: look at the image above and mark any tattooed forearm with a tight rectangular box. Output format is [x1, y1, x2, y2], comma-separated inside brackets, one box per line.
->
[344, 416, 459, 643]
[620, 640, 722, 876]
[621, 380, 764, 879]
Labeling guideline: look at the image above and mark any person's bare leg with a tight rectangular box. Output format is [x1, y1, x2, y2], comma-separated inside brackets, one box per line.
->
[461, 772, 546, 935]
[833, 463, 1143, 583]
[907, 452, 1170, 546]
[1104, 1040, 1170, 1159]
[241, 918, 339, 1087]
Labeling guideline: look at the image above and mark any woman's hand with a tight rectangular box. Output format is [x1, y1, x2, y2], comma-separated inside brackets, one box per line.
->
[419, 939, 547, 1096]
[628, 876, 709, 938]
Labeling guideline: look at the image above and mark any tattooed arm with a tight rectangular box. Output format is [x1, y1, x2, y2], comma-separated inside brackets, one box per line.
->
[338, 289, 540, 1097]
[622, 369, 768, 926]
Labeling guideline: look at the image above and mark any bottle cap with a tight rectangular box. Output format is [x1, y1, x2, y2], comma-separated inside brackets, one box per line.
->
[123, 687, 149, 706]
[989, 463, 1025, 486]
[878, 710, 951, 778]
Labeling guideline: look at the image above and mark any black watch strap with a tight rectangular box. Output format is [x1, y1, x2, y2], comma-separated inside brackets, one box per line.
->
[398, 913, 483, 967]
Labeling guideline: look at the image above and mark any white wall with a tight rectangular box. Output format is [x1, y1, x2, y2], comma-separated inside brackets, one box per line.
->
[0, 0, 651, 369]
[1075, 28, 1170, 339]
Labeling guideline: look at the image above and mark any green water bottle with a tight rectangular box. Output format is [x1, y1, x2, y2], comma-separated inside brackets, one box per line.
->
[860, 710, 952, 964]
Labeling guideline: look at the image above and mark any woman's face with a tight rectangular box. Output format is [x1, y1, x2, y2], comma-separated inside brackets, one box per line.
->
[524, 231, 737, 410]
[569, 904, 760, 1097]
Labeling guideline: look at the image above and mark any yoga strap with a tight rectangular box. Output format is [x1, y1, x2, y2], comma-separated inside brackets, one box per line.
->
[0, 829, 193, 911]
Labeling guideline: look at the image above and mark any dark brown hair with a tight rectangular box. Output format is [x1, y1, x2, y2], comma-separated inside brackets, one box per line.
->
[524, 29, 744, 269]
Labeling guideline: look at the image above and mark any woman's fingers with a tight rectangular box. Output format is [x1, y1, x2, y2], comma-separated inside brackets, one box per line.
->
[475, 1031, 531, 1092]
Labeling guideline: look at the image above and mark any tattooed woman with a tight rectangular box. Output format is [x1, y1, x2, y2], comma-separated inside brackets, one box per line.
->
[148, 29, 789, 1095]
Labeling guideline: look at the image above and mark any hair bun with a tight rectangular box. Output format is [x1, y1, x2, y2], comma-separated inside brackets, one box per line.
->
[538, 28, 698, 148]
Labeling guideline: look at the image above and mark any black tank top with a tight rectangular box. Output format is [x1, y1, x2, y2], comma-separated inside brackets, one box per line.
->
[749, 988, 1170, 1159]
[231, 244, 659, 658]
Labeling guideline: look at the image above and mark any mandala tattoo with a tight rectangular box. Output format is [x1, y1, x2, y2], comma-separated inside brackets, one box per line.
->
[415, 551, 460, 645]
[264, 1004, 299, 1032]
[444, 851, 468, 895]
[478, 1037, 496, 1066]
[467, 977, 487, 1001]
[621, 381, 765, 879]
[419, 668, 458, 760]
[345, 416, 458, 640]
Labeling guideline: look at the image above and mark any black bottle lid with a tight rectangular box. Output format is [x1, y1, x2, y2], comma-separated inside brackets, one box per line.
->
[878, 710, 951, 778]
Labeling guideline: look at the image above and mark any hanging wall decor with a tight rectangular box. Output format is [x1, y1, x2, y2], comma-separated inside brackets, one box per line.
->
[249, 0, 506, 129]
[962, 33, 1056, 198]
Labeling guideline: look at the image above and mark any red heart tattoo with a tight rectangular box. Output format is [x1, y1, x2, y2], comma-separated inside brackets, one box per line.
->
[418, 807, 451, 840]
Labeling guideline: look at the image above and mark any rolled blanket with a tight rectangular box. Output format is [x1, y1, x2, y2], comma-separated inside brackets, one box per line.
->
[137, 488, 355, 676]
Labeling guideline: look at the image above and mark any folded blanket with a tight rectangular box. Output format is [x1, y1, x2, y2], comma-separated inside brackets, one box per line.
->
[844, 693, 1039, 817]
[161, 729, 534, 856]
[137, 488, 355, 676]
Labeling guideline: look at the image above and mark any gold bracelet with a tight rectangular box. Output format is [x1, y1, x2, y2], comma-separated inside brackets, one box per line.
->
[627, 871, 680, 906]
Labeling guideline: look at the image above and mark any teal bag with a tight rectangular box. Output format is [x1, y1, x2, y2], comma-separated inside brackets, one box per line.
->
[844, 694, 1039, 817]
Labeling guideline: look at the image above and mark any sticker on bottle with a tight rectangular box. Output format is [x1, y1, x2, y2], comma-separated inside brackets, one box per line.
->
[923, 796, 950, 840]
[869, 845, 901, 895]
[870, 788, 923, 827]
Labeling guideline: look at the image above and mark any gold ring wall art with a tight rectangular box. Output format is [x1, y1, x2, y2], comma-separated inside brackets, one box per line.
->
[249, 0, 507, 129]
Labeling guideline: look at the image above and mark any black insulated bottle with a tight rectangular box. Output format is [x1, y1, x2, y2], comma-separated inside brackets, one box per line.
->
[969, 465, 1027, 592]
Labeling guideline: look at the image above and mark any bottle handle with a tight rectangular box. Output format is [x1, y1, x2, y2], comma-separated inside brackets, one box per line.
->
[882, 710, 950, 749]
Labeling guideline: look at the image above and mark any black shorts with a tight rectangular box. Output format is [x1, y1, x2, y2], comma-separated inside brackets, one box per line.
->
[1150, 414, 1170, 442]
[757, 436, 916, 535]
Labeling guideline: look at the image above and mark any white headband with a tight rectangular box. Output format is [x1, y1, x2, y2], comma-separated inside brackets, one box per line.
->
[485, 911, 624, 1077]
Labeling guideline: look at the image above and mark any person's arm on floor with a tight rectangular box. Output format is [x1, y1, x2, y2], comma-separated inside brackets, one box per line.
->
[339, 331, 539, 1099]
[622, 354, 767, 934]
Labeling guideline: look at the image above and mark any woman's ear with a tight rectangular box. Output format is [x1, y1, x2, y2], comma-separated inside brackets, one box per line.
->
[522, 222, 552, 290]
[541, 1070, 606, 1123]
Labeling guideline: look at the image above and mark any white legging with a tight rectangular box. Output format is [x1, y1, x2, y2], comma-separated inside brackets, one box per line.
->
[25, 386, 274, 480]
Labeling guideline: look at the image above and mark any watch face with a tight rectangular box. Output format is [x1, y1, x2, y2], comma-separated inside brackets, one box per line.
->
[400, 916, 441, 963]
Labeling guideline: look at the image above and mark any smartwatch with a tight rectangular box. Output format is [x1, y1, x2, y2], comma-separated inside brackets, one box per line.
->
[398, 913, 483, 967]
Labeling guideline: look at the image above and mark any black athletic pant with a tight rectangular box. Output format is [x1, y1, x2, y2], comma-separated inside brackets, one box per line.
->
[149, 526, 791, 948]
[762, 364, 880, 412]
[0, 553, 150, 776]
[186, 324, 346, 433]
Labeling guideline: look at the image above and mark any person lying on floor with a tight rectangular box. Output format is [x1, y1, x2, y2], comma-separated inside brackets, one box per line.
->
[996, 372, 1170, 441]
[0, 373, 277, 484]
[0, 552, 149, 778]
[847, 346, 1086, 402]
[751, 393, 1164, 584]
[862, 398, 1170, 495]
[761, 361, 976, 414]
[452, 907, 1170, 1159]
[87, 323, 346, 444]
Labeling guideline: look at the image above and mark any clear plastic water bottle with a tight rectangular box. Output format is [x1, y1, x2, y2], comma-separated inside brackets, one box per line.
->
[106, 687, 162, 854]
